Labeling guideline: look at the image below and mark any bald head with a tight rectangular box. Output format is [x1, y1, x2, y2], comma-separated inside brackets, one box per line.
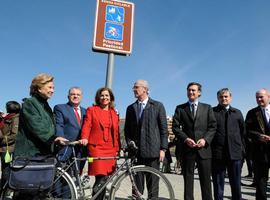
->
[256, 88, 270, 108]
[132, 79, 149, 101]
[135, 80, 149, 89]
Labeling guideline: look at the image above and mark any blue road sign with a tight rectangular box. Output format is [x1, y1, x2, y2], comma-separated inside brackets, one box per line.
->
[104, 22, 123, 41]
[106, 5, 125, 23]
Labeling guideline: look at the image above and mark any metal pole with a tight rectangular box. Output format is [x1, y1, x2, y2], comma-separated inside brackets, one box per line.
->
[105, 52, 115, 89]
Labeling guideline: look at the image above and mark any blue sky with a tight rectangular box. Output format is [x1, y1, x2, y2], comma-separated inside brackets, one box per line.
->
[0, 0, 269, 117]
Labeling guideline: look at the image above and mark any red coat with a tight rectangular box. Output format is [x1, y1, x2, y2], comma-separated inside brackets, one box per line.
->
[81, 106, 120, 175]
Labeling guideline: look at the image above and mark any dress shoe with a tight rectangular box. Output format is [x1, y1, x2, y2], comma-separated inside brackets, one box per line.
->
[248, 182, 256, 187]
[241, 182, 256, 187]
[244, 174, 253, 178]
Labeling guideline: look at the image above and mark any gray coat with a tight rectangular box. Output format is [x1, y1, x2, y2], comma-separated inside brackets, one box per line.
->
[124, 98, 168, 158]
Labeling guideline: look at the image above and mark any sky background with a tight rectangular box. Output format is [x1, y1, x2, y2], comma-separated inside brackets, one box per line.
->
[0, 0, 269, 118]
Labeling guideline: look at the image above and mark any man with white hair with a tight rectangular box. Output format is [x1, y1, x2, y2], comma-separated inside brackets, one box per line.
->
[246, 88, 270, 200]
[124, 79, 168, 199]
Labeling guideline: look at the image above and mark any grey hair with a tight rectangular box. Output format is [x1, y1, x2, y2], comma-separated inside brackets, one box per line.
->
[256, 88, 270, 96]
[134, 80, 150, 94]
[217, 88, 232, 97]
[68, 86, 82, 96]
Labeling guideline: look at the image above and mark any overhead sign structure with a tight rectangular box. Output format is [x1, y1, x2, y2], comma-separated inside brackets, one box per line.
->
[93, 0, 135, 55]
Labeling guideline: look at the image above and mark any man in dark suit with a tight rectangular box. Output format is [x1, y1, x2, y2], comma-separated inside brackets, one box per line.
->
[246, 88, 270, 200]
[172, 82, 216, 200]
[211, 88, 245, 200]
[54, 87, 86, 169]
[124, 79, 168, 199]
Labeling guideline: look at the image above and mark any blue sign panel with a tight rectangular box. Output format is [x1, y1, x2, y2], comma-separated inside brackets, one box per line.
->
[106, 5, 125, 23]
[104, 22, 123, 41]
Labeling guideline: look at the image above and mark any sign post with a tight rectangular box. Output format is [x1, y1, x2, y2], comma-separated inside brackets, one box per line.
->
[93, 0, 135, 88]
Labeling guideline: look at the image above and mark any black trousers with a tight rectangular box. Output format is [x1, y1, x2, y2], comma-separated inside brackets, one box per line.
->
[212, 159, 242, 200]
[182, 154, 213, 200]
[253, 161, 269, 200]
[92, 175, 107, 200]
[134, 157, 160, 199]
[0, 152, 11, 192]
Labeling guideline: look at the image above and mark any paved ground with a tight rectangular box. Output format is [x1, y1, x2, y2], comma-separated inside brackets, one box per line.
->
[1, 157, 269, 199]
[82, 157, 269, 200]
[156, 158, 268, 200]
[164, 166, 257, 200]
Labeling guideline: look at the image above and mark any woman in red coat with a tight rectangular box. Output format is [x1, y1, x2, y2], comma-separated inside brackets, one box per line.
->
[80, 87, 120, 200]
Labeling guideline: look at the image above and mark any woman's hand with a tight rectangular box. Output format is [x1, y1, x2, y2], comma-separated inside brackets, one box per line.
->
[54, 137, 69, 145]
[80, 139, 88, 146]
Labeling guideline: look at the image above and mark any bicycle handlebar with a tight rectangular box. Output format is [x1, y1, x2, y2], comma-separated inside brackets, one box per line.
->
[63, 140, 138, 150]
[63, 140, 81, 146]
[63, 140, 138, 158]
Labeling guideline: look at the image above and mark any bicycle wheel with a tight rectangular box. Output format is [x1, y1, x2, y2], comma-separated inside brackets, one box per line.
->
[1, 167, 78, 200]
[46, 167, 78, 199]
[109, 165, 175, 200]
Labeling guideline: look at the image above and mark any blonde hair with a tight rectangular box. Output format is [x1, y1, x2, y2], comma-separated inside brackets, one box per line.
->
[30, 73, 54, 96]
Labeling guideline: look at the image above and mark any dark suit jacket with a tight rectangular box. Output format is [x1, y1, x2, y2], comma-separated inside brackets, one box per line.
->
[54, 103, 86, 141]
[172, 102, 217, 159]
[211, 105, 245, 160]
[124, 98, 168, 158]
[54, 103, 86, 161]
[246, 106, 270, 163]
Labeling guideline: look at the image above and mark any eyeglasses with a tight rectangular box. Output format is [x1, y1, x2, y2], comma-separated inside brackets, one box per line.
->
[69, 93, 81, 96]
[132, 85, 145, 90]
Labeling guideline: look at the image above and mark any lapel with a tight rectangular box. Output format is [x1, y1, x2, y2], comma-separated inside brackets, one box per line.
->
[184, 102, 194, 121]
[255, 107, 266, 134]
[92, 106, 117, 131]
[92, 106, 105, 130]
[195, 102, 203, 120]
[132, 101, 140, 122]
[184, 102, 202, 121]
[110, 109, 118, 131]
[132, 98, 152, 124]
[143, 98, 152, 112]
[79, 106, 86, 123]
[67, 103, 80, 127]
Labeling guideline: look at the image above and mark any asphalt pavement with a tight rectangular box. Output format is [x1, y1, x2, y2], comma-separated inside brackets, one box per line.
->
[82, 157, 268, 200]
[1, 157, 269, 199]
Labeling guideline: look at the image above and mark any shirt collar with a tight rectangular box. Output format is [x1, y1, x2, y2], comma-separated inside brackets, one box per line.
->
[138, 97, 149, 105]
[74, 106, 80, 111]
[189, 100, 198, 107]
[261, 104, 270, 111]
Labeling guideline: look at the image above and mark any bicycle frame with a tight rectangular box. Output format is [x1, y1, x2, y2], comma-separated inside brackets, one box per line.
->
[59, 144, 141, 200]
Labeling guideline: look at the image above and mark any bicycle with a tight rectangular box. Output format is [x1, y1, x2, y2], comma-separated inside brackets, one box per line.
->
[1, 141, 175, 199]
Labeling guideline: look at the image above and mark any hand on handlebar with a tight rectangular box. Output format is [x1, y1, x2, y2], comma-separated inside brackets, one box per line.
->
[54, 137, 69, 145]
[80, 139, 88, 146]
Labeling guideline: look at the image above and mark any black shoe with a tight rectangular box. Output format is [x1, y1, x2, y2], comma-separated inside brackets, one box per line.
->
[241, 182, 256, 187]
[248, 182, 256, 187]
[244, 174, 253, 178]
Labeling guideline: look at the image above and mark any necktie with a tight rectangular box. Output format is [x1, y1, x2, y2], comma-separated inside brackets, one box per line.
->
[191, 103, 196, 118]
[264, 108, 270, 127]
[74, 107, 81, 125]
[138, 102, 144, 119]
